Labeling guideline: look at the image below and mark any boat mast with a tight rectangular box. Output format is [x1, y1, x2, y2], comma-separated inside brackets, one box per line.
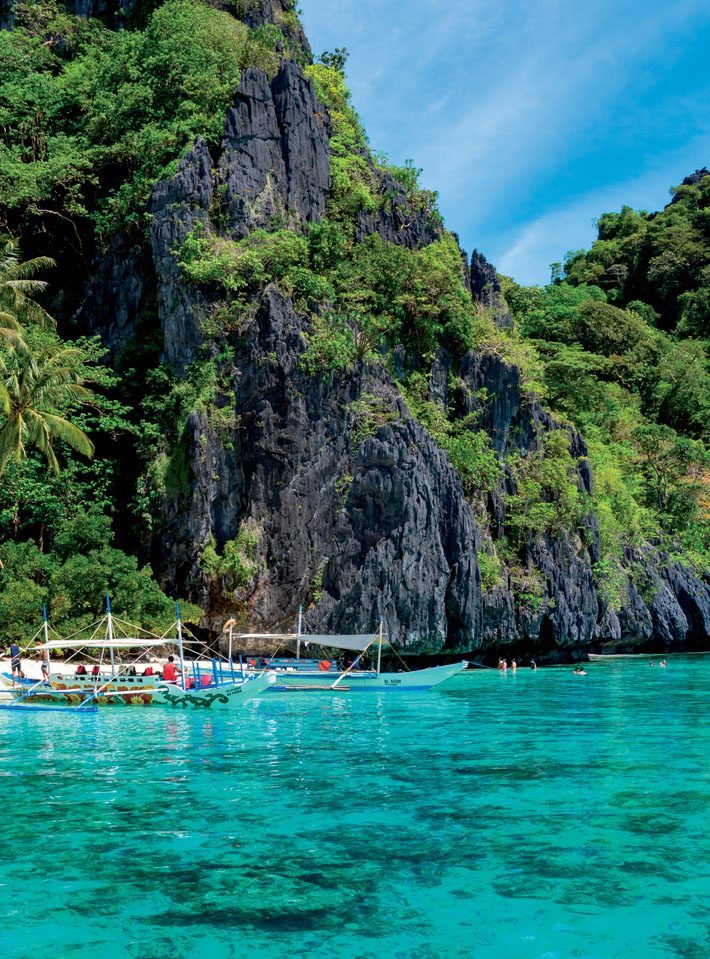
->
[42, 605, 50, 678]
[376, 619, 383, 675]
[296, 605, 303, 659]
[228, 617, 233, 664]
[176, 602, 186, 690]
[106, 593, 115, 678]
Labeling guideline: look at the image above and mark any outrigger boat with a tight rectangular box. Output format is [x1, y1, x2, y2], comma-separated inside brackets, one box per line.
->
[0, 599, 272, 713]
[230, 615, 468, 692]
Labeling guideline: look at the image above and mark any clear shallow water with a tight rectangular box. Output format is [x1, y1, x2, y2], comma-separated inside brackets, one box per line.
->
[1, 657, 708, 959]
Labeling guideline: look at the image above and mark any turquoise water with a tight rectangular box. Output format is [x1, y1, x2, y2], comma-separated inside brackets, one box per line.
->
[1, 657, 708, 959]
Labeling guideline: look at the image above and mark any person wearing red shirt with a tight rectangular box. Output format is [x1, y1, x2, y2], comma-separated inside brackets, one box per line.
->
[162, 656, 181, 682]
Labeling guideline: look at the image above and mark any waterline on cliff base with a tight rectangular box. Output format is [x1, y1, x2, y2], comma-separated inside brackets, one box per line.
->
[0, 656, 707, 959]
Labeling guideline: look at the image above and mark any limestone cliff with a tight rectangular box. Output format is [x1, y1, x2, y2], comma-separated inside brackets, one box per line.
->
[97, 59, 706, 656]
[2, 4, 708, 657]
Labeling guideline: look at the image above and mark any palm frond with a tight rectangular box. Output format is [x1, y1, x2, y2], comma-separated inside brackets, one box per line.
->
[0, 415, 23, 475]
[0, 310, 23, 332]
[38, 411, 95, 459]
[5, 279, 50, 294]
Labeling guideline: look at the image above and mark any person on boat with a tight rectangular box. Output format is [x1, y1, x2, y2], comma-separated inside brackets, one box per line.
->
[142, 665, 154, 677]
[40, 658, 50, 682]
[91, 664, 100, 677]
[75, 663, 87, 676]
[162, 656, 181, 682]
[126, 665, 137, 677]
[9, 643, 22, 684]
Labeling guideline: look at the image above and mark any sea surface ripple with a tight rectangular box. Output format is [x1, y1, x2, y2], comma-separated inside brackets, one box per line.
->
[0, 656, 708, 958]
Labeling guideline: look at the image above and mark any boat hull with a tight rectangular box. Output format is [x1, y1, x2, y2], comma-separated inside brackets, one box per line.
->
[153, 672, 272, 708]
[0, 672, 272, 709]
[266, 661, 468, 691]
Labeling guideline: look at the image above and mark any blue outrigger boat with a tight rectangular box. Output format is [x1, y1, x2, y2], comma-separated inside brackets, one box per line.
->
[233, 616, 467, 692]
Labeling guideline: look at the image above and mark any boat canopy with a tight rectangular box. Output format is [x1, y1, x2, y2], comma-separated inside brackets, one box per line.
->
[237, 632, 386, 653]
[36, 638, 171, 650]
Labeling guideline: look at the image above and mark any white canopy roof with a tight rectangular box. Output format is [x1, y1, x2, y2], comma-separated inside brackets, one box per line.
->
[236, 632, 385, 653]
[37, 638, 171, 650]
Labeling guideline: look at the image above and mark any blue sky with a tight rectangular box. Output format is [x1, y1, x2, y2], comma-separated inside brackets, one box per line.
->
[300, 0, 710, 285]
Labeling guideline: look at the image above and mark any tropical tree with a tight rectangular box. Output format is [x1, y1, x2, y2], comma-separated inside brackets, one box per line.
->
[0, 238, 56, 329]
[0, 310, 26, 350]
[0, 348, 95, 475]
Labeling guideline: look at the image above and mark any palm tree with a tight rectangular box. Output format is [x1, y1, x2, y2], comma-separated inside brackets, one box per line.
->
[0, 238, 56, 329]
[0, 347, 95, 474]
[0, 310, 26, 351]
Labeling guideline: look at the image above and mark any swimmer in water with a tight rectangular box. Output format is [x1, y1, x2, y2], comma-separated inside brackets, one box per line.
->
[530, 659, 537, 671]
[659, 659, 667, 667]
[511, 658, 517, 672]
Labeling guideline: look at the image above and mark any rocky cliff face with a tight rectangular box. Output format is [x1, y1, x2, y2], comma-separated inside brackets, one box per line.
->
[156, 285, 482, 649]
[130, 56, 710, 656]
[240, 0, 311, 60]
[31, 13, 706, 656]
[0, 0, 13, 29]
[219, 63, 330, 238]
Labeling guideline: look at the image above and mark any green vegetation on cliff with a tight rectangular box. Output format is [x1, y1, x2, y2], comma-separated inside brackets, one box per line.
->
[0, 0, 282, 240]
[0, 1, 708, 645]
[503, 171, 710, 573]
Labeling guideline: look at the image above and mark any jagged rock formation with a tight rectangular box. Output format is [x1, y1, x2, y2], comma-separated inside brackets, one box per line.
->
[157, 286, 482, 648]
[470, 249, 513, 329]
[150, 138, 214, 370]
[356, 168, 443, 250]
[85, 52, 708, 656]
[5, 4, 706, 656]
[219, 63, 330, 238]
[81, 60, 330, 368]
[240, 0, 311, 60]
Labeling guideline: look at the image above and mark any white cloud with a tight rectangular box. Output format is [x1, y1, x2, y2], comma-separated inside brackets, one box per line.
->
[300, 0, 710, 282]
[493, 135, 710, 284]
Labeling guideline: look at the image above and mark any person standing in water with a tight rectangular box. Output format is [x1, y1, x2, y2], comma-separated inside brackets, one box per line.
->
[530, 659, 537, 671]
[511, 659, 517, 672]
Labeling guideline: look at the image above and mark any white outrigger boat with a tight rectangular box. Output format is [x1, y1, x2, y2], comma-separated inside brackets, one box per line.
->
[0, 599, 272, 713]
[231, 615, 467, 692]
